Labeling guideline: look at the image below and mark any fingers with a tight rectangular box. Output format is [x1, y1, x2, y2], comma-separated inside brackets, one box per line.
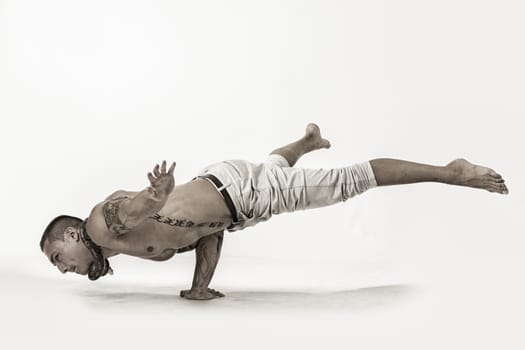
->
[209, 288, 224, 297]
[168, 161, 176, 175]
[153, 164, 161, 177]
[147, 172, 155, 183]
[153, 161, 175, 176]
[180, 288, 224, 299]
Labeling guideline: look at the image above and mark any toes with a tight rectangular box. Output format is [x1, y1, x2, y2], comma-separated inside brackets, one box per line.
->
[487, 177, 508, 193]
[321, 139, 331, 149]
[487, 182, 509, 194]
[486, 176, 505, 184]
[488, 169, 502, 179]
[487, 184, 501, 193]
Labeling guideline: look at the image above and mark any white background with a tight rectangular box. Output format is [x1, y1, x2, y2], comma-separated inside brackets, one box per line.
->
[1, 0, 524, 349]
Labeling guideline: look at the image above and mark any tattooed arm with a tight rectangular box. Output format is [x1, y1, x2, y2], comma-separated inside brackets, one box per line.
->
[180, 231, 225, 300]
[103, 160, 176, 235]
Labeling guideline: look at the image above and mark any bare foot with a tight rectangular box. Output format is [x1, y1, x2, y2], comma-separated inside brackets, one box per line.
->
[304, 122, 331, 151]
[446, 158, 509, 194]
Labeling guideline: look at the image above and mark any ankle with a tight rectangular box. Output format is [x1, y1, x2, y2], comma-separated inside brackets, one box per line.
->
[444, 163, 462, 185]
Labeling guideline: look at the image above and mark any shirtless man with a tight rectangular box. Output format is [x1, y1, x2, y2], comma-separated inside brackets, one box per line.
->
[40, 123, 509, 300]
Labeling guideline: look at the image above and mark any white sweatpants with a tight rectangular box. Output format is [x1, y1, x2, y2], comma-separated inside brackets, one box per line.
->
[195, 154, 377, 232]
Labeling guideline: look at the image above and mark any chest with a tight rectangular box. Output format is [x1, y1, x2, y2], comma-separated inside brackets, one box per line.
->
[109, 218, 202, 258]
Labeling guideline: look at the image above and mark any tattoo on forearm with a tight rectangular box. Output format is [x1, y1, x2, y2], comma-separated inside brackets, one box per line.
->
[103, 196, 132, 234]
[150, 213, 224, 229]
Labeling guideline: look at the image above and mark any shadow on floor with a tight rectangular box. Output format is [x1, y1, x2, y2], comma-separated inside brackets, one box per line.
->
[75, 284, 416, 311]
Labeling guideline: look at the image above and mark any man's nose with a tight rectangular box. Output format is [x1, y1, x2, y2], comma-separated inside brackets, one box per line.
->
[57, 263, 68, 274]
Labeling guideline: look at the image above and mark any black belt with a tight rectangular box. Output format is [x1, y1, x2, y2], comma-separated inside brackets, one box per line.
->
[195, 174, 239, 229]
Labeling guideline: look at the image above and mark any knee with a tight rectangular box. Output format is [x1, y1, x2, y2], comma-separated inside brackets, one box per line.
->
[343, 162, 378, 198]
[266, 153, 291, 168]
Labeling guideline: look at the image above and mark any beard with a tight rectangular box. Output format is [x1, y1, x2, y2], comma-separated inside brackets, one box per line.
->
[80, 219, 113, 281]
[87, 257, 112, 281]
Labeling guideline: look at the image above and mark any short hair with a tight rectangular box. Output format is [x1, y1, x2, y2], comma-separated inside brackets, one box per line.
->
[40, 215, 83, 251]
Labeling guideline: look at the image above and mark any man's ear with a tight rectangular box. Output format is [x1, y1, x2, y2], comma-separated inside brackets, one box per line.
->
[64, 226, 80, 241]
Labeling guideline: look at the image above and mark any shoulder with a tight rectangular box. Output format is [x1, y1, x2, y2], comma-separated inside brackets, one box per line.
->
[86, 203, 112, 245]
[86, 190, 138, 242]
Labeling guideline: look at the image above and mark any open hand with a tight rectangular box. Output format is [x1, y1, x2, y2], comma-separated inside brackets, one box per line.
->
[180, 288, 225, 300]
[147, 160, 176, 196]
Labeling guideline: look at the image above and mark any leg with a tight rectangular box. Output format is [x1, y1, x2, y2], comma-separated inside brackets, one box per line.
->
[261, 157, 507, 219]
[258, 161, 378, 216]
[269, 123, 331, 167]
[369, 158, 508, 194]
[231, 155, 508, 231]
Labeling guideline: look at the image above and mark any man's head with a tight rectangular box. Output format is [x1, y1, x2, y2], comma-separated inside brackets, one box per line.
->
[40, 215, 94, 276]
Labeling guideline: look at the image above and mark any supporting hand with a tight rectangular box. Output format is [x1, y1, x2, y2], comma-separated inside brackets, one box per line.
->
[180, 288, 225, 300]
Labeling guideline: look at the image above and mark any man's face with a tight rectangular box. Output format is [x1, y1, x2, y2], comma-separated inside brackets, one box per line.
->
[42, 226, 93, 276]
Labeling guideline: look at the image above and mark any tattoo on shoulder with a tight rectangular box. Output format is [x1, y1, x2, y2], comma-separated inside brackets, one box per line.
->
[103, 196, 132, 235]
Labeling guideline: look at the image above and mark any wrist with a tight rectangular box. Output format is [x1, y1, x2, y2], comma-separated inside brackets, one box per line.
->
[148, 186, 169, 200]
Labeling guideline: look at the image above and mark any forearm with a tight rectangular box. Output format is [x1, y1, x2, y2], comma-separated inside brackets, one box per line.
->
[103, 186, 170, 235]
[190, 232, 223, 291]
[369, 158, 457, 186]
[120, 186, 169, 227]
[107, 160, 175, 234]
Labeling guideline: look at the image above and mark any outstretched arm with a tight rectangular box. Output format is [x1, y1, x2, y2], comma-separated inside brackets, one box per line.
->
[180, 231, 225, 300]
[103, 160, 176, 235]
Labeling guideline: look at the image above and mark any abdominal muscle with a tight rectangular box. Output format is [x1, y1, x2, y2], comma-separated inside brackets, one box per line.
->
[108, 179, 232, 260]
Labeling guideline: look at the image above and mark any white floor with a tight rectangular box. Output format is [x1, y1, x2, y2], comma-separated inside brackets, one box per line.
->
[3, 252, 523, 350]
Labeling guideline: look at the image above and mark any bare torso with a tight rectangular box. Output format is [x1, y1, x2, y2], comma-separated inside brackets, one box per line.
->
[86, 178, 232, 261]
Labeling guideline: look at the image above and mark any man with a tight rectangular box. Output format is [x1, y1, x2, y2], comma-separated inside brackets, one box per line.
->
[40, 123, 509, 300]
